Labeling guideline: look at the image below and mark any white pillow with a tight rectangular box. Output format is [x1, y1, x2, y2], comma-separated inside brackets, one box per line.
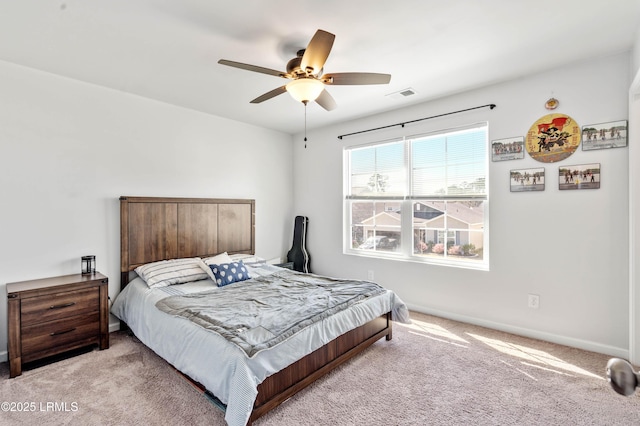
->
[203, 252, 233, 266]
[135, 258, 210, 288]
[202, 252, 234, 281]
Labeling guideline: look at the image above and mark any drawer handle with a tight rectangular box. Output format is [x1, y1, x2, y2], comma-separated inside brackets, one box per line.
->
[50, 328, 76, 336]
[49, 302, 76, 310]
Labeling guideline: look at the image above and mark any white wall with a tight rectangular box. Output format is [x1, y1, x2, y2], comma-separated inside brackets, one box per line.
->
[294, 52, 632, 357]
[629, 27, 640, 364]
[0, 61, 294, 359]
[632, 28, 640, 77]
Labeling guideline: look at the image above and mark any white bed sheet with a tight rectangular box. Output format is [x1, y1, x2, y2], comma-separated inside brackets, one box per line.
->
[111, 265, 408, 426]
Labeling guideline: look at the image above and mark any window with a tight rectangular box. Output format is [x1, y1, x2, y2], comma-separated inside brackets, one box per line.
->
[344, 124, 488, 269]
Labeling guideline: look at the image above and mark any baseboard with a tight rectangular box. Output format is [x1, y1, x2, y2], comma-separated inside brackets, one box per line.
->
[108, 312, 121, 333]
[0, 350, 6, 363]
[406, 303, 629, 359]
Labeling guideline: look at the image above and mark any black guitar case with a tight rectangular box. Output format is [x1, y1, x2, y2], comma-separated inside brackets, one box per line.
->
[287, 216, 310, 273]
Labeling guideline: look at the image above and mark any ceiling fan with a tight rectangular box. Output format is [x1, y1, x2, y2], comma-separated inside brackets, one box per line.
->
[218, 29, 391, 111]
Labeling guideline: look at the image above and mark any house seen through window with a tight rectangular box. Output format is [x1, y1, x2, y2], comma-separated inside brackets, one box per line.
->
[344, 123, 488, 269]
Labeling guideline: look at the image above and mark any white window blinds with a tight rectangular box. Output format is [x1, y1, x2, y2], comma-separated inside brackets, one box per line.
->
[347, 140, 406, 199]
[410, 126, 487, 199]
[347, 125, 487, 200]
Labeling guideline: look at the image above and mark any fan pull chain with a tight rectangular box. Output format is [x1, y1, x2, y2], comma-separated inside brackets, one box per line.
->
[303, 101, 308, 148]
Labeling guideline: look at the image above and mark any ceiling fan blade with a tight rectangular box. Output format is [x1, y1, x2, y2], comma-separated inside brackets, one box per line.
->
[300, 30, 335, 75]
[218, 59, 287, 78]
[315, 89, 337, 111]
[250, 86, 287, 104]
[322, 72, 391, 85]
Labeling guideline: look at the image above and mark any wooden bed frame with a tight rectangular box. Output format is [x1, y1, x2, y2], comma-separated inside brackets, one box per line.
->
[119, 196, 392, 425]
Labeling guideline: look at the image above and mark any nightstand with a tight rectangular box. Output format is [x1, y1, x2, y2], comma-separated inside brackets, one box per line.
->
[7, 272, 109, 378]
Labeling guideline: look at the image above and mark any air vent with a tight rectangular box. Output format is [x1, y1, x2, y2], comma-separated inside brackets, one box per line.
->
[386, 87, 417, 100]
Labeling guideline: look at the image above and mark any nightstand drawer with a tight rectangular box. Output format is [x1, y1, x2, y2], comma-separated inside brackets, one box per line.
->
[21, 312, 100, 360]
[21, 287, 99, 326]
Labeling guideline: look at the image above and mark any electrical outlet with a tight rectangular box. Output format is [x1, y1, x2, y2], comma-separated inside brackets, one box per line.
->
[367, 270, 375, 281]
[528, 294, 540, 309]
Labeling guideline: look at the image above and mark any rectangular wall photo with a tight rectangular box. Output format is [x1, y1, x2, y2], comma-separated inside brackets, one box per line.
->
[559, 163, 600, 190]
[582, 120, 627, 150]
[510, 167, 545, 192]
[492, 136, 525, 161]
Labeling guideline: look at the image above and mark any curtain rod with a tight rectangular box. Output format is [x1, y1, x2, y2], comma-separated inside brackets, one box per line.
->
[337, 103, 496, 140]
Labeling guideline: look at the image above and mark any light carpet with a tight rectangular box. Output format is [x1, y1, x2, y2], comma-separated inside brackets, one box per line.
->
[1, 311, 639, 425]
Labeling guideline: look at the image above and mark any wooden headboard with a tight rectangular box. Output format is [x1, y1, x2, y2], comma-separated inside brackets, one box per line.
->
[120, 196, 255, 290]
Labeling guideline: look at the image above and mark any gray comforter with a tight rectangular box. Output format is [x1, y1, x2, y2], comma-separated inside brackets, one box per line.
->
[155, 269, 387, 357]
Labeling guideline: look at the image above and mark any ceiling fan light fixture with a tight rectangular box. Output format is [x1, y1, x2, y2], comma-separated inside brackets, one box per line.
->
[286, 78, 324, 103]
[219, 29, 390, 111]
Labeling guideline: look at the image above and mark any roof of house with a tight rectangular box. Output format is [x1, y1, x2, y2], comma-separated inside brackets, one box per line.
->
[360, 201, 484, 227]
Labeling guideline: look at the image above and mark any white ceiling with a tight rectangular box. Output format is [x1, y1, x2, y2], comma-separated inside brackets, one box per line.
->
[2, 1, 639, 135]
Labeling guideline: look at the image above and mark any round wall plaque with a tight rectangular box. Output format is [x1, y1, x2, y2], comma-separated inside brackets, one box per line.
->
[525, 113, 580, 163]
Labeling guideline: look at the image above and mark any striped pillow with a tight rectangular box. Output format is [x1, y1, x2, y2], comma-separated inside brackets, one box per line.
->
[135, 258, 210, 288]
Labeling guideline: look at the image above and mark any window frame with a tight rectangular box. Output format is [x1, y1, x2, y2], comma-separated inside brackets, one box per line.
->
[343, 123, 489, 270]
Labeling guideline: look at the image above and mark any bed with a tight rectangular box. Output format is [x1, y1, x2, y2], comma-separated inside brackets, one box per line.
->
[112, 196, 409, 425]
